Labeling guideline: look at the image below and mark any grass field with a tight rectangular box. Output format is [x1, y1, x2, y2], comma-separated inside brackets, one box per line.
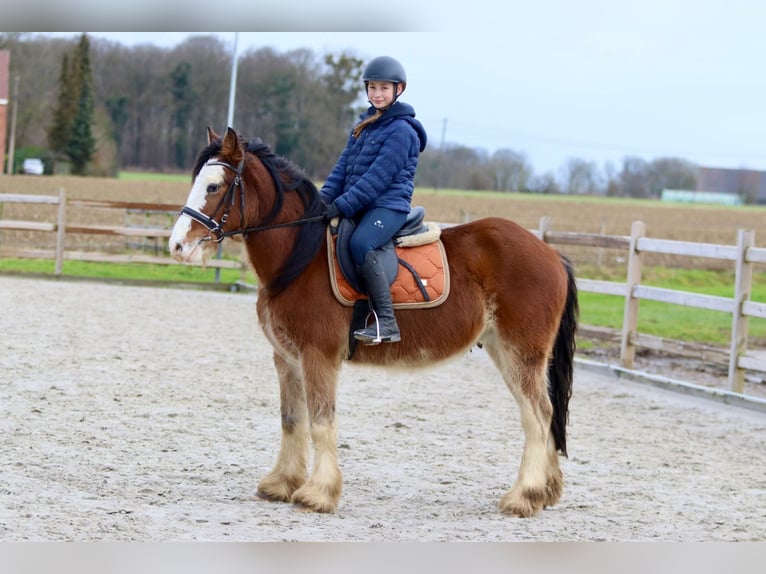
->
[2, 173, 765, 347]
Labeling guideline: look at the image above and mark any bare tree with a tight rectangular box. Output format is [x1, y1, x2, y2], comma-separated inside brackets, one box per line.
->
[648, 157, 698, 196]
[490, 148, 532, 192]
[618, 156, 652, 198]
[561, 157, 601, 195]
[528, 171, 562, 194]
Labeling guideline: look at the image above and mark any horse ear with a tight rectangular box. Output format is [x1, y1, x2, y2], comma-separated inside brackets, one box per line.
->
[207, 126, 220, 144]
[222, 127, 243, 162]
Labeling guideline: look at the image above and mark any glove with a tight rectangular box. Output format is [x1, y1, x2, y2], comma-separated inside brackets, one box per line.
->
[322, 202, 341, 221]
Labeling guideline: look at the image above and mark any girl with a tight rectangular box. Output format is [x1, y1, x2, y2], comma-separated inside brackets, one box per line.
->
[320, 56, 428, 345]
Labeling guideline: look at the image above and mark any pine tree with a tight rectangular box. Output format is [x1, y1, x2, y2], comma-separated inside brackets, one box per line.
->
[66, 33, 96, 175]
[48, 53, 77, 156]
[170, 61, 196, 169]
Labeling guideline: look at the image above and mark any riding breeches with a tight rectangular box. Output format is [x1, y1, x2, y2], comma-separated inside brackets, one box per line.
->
[349, 207, 408, 267]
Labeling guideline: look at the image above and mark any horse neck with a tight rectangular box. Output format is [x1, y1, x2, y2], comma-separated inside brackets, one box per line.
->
[240, 165, 320, 290]
[242, 221, 299, 285]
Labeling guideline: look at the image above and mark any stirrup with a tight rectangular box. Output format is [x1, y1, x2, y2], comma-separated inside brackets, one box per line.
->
[353, 310, 400, 345]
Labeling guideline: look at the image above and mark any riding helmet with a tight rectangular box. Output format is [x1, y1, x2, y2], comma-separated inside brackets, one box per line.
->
[362, 56, 407, 93]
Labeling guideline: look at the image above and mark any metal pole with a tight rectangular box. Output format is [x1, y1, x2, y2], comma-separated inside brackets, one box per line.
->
[216, 33, 240, 283]
[6, 76, 19, 175]
[226, 32, 239, 128]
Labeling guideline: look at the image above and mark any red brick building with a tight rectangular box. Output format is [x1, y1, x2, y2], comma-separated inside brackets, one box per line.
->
[0, 50, 9, 173]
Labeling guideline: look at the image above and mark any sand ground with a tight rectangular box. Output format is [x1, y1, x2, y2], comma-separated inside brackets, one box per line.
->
[1, 276, 765, 541]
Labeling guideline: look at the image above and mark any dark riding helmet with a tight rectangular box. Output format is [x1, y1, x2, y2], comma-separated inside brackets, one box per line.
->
[363, 56, 407, 97]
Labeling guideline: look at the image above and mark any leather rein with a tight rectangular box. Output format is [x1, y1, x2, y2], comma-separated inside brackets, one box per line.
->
[181, 157, 324, 244]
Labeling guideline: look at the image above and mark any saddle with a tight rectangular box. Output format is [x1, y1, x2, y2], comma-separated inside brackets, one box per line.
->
[326, 206, 450, 309]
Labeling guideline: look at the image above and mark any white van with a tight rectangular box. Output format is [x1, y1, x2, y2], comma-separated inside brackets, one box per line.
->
[22, 158, 44, 175]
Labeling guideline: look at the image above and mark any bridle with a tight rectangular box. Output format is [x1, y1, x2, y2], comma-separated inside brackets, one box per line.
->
[180, 156, 324, 244]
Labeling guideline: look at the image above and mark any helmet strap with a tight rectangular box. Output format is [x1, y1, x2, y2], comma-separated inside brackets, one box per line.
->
[391, 82, 402, 104]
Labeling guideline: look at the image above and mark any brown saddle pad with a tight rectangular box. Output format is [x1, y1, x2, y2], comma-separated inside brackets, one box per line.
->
[327, 229, 450, 309]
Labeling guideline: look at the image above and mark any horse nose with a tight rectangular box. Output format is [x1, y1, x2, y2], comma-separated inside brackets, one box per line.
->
[170, 240, 184, 261]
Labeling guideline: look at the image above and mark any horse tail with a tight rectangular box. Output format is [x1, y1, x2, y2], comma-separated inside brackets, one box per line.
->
[548, 254, 578, 457]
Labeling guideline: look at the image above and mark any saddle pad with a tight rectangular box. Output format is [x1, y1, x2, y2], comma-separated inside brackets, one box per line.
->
[327, 233, 450, 309]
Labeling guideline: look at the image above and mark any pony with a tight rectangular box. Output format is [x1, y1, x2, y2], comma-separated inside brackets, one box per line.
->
[169, 127, 578, 518]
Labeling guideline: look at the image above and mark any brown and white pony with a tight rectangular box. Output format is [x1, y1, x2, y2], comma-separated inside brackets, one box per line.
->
[169, 127, 578, 517]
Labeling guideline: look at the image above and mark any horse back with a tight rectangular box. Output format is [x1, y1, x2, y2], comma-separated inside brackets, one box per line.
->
[441, 216, 565, 282]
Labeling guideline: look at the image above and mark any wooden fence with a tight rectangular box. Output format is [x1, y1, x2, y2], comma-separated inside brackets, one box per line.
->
[2, 191, 765, 394]
[533, 216, 766, 394]
[0, 189, 241, 275]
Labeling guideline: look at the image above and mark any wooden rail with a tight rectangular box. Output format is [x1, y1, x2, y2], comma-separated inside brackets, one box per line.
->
[0, 190, 242, 274]
[536, 217, 765, 394]
[1, 192, 764, 395]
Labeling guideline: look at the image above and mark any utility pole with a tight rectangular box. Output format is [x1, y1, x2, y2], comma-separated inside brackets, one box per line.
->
[440, 117, 447, 150]
[435, 117, 447, 192]
[6, 76, 19, 175]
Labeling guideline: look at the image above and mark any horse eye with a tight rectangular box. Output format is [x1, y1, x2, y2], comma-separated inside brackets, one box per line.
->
[206, 184, 220, 194]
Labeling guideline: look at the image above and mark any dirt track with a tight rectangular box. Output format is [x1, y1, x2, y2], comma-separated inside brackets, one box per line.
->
[1, 276, 765, 541]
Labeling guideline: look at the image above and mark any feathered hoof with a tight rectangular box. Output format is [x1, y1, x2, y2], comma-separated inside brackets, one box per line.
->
[290, 482, 341, 514]
[543, 468, 564, 508]
[255, 472, 305, 503]
[498, 487, 546, 518]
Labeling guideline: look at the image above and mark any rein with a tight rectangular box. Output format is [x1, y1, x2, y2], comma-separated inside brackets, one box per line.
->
[181, 157, 324, 244]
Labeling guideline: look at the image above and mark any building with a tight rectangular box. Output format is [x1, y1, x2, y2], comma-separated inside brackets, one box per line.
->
[661, 189, 743, 206]
[697, 166, 766, 205]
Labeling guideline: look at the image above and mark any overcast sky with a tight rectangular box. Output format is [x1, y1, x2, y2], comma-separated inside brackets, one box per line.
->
[31, 0, 766, 176]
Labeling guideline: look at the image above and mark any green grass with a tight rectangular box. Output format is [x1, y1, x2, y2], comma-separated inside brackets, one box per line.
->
[118, 171, 189, 183]
[577, 266, 766, 346]
[0, 258, 255, 286]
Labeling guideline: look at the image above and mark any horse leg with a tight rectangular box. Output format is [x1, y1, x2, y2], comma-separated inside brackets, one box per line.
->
[486, 341, 563, 517]
[256, 352, 309, 503]
[289, 348, 343, 513]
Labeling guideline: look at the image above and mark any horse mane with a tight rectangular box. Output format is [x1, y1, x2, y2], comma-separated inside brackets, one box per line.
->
[193, 135, 326, 297]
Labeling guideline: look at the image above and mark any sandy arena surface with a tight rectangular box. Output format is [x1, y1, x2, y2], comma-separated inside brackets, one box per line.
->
[1, 276, 765, 541]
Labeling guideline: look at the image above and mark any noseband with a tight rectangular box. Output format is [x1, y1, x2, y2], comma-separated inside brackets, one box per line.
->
[181, 156, 323, 244]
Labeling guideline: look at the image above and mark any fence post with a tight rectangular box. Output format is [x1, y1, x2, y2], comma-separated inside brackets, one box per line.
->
[620, 220, 645, 369]
[54, 188, 66, 275]
[728, 229, 754, 393]
[538, 216, 551, 242]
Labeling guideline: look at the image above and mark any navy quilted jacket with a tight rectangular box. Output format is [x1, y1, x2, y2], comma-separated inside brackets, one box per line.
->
[319, 101, 427, 217]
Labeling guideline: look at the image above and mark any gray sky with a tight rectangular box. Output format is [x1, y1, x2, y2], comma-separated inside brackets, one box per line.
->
[36, 0, 766, 177]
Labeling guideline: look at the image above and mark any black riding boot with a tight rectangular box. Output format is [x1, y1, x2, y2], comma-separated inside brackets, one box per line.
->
[353, 251, 401, 344]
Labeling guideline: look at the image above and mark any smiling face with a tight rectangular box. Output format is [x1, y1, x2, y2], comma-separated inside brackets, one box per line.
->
[169, 160, 227, 265]
[367, 81, 402, 109]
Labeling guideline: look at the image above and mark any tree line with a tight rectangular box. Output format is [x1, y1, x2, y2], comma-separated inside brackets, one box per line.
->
[2, 32, 703, 198]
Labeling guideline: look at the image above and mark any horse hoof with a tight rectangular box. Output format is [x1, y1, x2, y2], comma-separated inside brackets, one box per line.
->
[290, 486, 339, 514]
[256, 472, 306, 503]
[253, 489, 289, 504]
[291, 502, 317, 513]
[498, 489, 545, 518]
